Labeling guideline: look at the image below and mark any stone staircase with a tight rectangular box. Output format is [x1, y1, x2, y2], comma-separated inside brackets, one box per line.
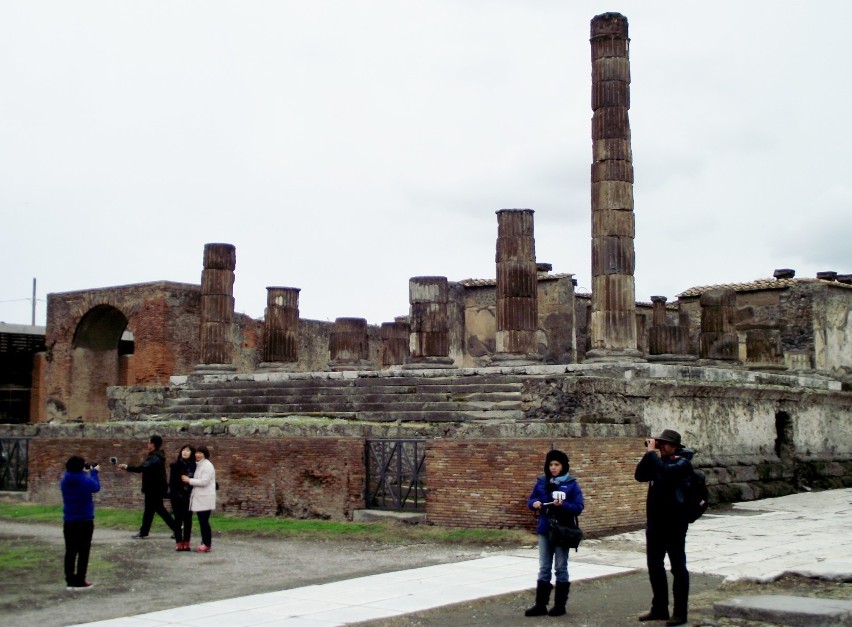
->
[156, 372, 526, 423]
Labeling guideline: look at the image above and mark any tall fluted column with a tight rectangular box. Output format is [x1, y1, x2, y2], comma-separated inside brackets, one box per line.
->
[196, 243, 236, 372]
[405, 276, 453, 368]
[586, 13, 643, 363]
[494, 209, 541, 364]
[260, 286, 300, 370]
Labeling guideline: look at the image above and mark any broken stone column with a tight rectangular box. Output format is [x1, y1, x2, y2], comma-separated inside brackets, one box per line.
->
[380, 319, 410, 368]
[745, 329, 785, 371]
[405, 276, 454, 368]
[196, 243, 236, 372]
[699, 289, 739, 362]
[586, 12, 643, 363]
[329, 317, 370, 371]
[648, 295, 694, 362]
[493, 209, 541, 364]
[260, 287, 300, 370]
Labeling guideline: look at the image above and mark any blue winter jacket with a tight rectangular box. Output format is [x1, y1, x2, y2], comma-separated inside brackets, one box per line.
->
[61, 469, 100, 522]
[527, 473, 584, 535]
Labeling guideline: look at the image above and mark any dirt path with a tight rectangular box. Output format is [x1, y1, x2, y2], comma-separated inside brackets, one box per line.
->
[0, 520, 489, 627]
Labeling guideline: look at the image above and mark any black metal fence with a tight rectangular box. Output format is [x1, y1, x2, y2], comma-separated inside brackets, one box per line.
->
[365, 439, 426, 511]
[0, 438, 28, 491]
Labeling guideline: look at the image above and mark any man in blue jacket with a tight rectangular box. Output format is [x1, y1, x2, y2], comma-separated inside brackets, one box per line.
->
[635, 429, 694, 626]
[61, 456, 100, 590]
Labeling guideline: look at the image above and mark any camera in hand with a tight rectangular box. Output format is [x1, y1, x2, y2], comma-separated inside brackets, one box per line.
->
[83, 462, 99, 470]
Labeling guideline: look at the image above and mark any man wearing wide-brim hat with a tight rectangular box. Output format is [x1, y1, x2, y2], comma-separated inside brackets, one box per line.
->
[634, 429, 695, 627]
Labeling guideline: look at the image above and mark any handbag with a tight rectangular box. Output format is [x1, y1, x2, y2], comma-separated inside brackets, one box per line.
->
[548, 514, 584, 550]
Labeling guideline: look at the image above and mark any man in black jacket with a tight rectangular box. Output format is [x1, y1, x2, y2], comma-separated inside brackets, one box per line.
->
[634, 429, 694, 627]
[119, 435, 177, 539]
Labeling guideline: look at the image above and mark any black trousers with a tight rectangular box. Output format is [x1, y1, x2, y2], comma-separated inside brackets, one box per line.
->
[140, 492, 176, 536]
[196, 510, 212, 547]
[170, 497, 193, 543]
[646, 520, 689, 617]
[64, 519, 94, 586]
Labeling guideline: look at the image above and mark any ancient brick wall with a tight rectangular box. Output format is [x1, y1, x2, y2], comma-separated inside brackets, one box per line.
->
[44, 282, 202, 422]
[426, 438, 646, 535]
[27, 434, 366, 520]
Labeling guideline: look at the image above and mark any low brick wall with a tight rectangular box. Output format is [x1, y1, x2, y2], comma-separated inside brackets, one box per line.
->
[427, 438, 645, 536]
[27, 435, 366, 522]
[20, 427, 648, 535]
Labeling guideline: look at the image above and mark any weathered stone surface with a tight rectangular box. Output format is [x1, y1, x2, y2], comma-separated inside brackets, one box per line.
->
[714, 595, 852, 626]
[380, 321, 410, 367]
[592, 208, 635, 237]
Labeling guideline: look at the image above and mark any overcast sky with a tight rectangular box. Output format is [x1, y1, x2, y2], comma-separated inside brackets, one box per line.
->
[2, 1, 850, 328]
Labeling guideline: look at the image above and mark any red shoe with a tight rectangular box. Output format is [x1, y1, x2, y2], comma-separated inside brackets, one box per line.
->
[195, 544, 211, 553]
[175, 542, 183, 551]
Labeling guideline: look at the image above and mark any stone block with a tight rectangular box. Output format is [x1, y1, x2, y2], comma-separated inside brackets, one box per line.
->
[714, 595, 852, 626]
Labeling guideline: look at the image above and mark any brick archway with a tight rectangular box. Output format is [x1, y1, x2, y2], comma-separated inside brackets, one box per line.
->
[68, 305, 131, 422]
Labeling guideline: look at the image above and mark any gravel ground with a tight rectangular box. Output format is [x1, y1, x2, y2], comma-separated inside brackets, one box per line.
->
[0, 520, 488, 627]
[2, 519, 850, 627]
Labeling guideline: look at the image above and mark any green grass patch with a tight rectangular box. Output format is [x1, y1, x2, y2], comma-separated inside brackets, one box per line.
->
[0, 502, 531, 547]
[0, 541, 57, 571]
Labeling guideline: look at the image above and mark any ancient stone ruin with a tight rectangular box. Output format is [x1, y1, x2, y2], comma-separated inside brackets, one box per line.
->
[1, 12, 850, 536]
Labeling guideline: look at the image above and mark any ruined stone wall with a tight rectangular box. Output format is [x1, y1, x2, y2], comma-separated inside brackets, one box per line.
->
[460, 277, 576, 367]
[427, 438, 645, 536]
[537, 276, 576, 364]
[461, 286, 496, 367]
[813, 284, 852, 377]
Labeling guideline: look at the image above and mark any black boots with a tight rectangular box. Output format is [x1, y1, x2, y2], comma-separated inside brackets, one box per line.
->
[524, 580, 552, 617]
[548, 581, 570, 616]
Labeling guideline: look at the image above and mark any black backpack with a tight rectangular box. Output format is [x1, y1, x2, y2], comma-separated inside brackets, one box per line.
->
[681, 467, 709, 523]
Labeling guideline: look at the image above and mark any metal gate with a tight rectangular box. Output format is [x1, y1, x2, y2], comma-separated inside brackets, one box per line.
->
[0, 438, 28, 491]
[365, 439, 426, 511]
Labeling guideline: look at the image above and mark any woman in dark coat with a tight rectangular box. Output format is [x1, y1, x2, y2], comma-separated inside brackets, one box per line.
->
[169, 445, 195, 551]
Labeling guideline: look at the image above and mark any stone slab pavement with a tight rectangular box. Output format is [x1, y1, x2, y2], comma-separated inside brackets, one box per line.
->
[713, 595, 852, 626]
[76, 488, 852, 627]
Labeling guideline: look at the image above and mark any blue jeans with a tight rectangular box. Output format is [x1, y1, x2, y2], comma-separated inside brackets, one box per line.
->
[537, 533, 570, 583]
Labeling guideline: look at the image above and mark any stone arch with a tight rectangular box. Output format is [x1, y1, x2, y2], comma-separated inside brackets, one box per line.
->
[68, 305, 131, 422]
[774, 410, 794, 460]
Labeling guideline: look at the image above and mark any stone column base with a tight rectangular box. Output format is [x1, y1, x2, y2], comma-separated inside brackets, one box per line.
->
[696, 359, 742, 368]
[647, 354, 698, 364]
[745, 363, 788, 372]
[328, 360, 374, 372]
[257, 362, 300, 373]
[490, 352, 543, 366]
[584, 348, 645, 364]
[193, 363, 237, 374]
[402, 356, 455, 370]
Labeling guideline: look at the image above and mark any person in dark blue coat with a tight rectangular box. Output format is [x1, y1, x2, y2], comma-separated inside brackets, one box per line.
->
[60, 456, 100, 590]
[524, 449, 584, 617]
[635, 429, 695, 626]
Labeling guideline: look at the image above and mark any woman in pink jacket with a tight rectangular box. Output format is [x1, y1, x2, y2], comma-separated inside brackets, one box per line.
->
[181, 445, 216, 553]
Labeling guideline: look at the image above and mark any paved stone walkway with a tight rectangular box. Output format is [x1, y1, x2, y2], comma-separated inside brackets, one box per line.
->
[77, 488, 852, 626]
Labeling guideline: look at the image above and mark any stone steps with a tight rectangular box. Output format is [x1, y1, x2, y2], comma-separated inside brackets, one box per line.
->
[157, 372, 527, 423]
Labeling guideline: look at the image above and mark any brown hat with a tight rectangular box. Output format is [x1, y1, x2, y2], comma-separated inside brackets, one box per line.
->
[654, 429, 683, 448]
